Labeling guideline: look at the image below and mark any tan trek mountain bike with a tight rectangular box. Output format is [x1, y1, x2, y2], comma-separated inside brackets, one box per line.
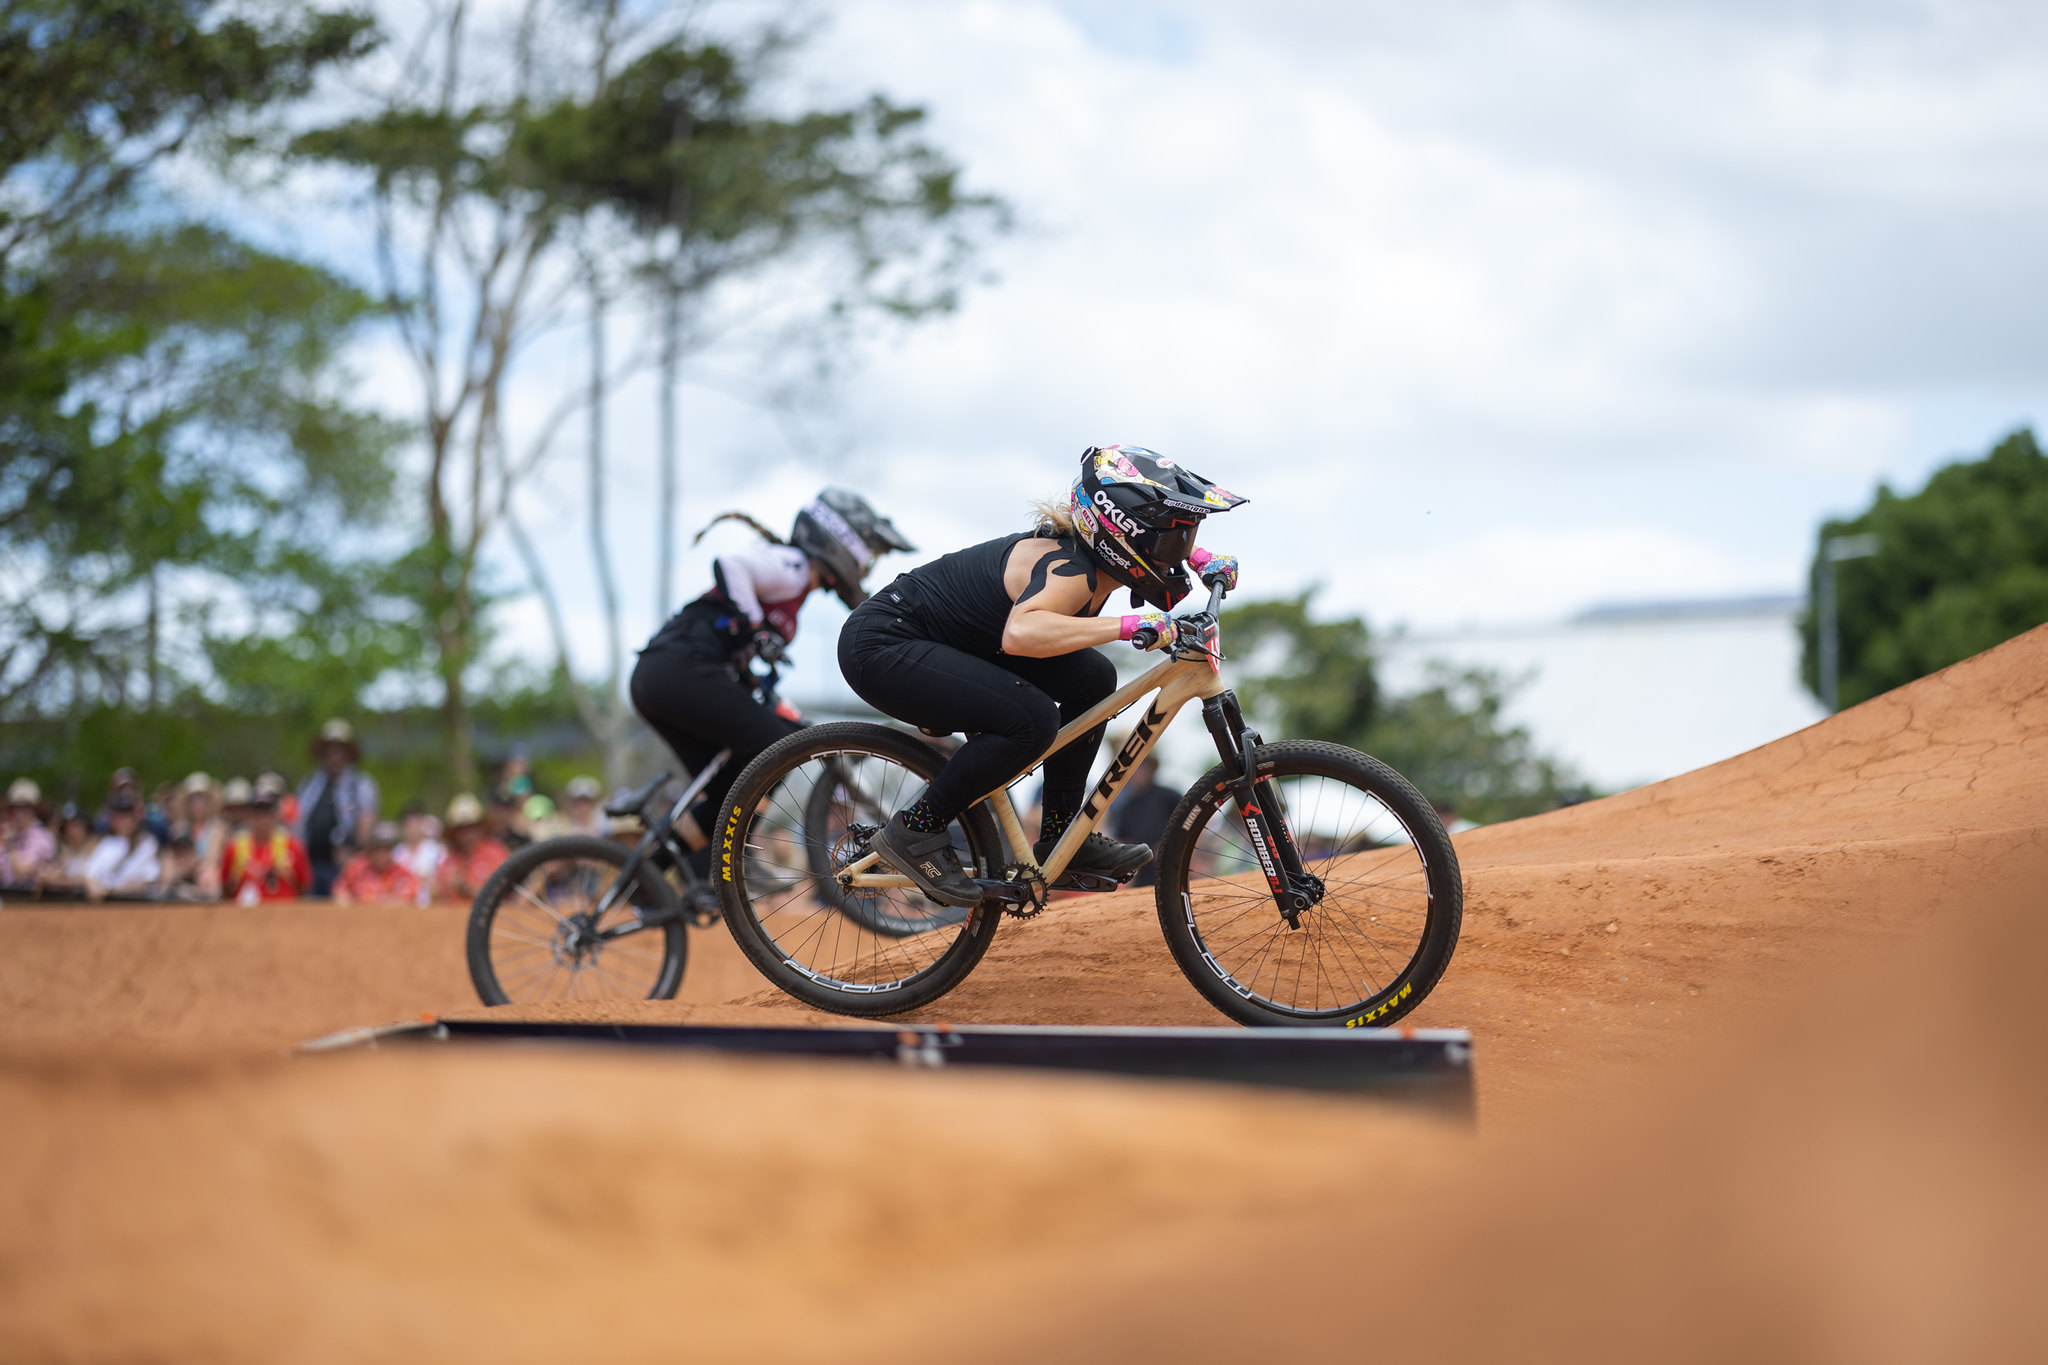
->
[714, 575, 1464, 1027]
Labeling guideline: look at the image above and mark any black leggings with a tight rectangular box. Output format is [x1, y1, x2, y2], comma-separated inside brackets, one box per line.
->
[629, 642, 799, 837]
[838, 604, 1116, 822]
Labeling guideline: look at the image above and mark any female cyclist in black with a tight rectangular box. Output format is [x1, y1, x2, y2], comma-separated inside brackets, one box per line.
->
[632, 490, 914, 874]
[840, 445, 1243, 907]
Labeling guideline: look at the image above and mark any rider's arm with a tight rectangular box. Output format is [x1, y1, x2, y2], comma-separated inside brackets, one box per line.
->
[1001, 539, 1157, 657]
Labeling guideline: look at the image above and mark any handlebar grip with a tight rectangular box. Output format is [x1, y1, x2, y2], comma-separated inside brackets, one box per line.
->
[1130, 626, 1160, 651]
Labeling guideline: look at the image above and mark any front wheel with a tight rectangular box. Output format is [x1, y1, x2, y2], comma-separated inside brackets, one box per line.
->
[1155, 741, 1462, 1027]
[466, 835, 687, 1006]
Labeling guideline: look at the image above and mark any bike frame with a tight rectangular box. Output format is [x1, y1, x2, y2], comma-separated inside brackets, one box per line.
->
[839, 579, 1321, 918]
[592, 659, 785, 929]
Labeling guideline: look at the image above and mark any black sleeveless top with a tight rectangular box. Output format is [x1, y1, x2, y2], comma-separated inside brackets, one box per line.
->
[868, 531, 1096, 659]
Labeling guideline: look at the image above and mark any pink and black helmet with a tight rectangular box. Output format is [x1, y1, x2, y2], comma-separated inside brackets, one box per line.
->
[1068, 445, 1247, 609]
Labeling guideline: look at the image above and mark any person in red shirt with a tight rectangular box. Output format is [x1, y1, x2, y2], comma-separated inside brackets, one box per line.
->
[333, 821, 422, 907]
[433, 793, 508, 903]
[220, 777, 312, 903]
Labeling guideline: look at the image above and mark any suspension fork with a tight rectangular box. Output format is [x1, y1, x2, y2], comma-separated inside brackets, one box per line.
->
[1201, 692, 1320, 928]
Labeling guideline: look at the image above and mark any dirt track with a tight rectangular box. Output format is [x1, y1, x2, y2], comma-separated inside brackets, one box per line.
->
[2, 626, 2043, 1361]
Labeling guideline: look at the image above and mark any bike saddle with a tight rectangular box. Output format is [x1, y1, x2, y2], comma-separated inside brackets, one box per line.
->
[604, 772, 672, 819]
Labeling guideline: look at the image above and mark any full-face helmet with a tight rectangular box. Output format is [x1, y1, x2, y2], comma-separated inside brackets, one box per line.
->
[1068, 446, 1247, 609]
[791, 489, 916, 608]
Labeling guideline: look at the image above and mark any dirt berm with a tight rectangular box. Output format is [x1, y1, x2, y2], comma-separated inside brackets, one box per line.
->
[2, 626, 2043, 1361]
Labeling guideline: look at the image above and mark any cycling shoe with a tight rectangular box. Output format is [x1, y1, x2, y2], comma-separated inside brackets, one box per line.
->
[1035, 831, 1152, 887]
[874, 812, 984, 909]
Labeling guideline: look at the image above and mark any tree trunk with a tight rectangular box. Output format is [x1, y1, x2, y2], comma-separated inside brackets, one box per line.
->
[656, 275, 680, 630]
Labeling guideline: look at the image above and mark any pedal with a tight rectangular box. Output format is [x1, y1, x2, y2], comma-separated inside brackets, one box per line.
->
[1049, 870, 1127, 894]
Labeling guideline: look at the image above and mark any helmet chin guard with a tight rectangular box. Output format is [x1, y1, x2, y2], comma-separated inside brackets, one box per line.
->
[1068, 446, 1246, 609]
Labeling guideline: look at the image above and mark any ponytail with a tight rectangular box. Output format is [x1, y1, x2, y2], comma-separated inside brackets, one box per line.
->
[1028, 498, 1079, 537]
[692, 511, 787, 547]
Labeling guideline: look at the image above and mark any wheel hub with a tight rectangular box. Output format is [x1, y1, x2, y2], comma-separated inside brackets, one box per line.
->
[831, 823, 883, 898]
[554, 913, 603, 964]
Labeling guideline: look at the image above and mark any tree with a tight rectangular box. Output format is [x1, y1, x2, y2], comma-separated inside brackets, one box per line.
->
[0, 222, 408, 718]
[292, 0, 588, 789]
[1800, 428, 2048, 709]
[1, 3, 400, 723]
[1222, 593, 1581, 826]
[0, 0, 376, 264]
[463, 15, 1002, 785]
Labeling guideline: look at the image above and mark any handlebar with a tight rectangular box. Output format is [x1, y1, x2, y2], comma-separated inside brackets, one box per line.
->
[1127, 573, 1231, 652]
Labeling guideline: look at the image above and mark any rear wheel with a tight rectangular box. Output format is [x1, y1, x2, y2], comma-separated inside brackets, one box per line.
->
[1155, 741, 1462, 1027]
[466, 835, 686, 1006]
[718, 722, 1004, 1017]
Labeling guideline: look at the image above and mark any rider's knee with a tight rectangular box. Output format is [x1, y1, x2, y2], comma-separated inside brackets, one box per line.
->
[1008, 689, 1062, 754]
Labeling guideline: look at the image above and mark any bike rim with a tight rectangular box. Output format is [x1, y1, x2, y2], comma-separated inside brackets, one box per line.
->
[1179, 773, 1435, 1017]
[739, 748, 979, 993]
[486, 851, 673, 1003]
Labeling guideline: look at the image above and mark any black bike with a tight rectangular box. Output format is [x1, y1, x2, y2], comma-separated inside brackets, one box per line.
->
[464, 662, 960, 1006]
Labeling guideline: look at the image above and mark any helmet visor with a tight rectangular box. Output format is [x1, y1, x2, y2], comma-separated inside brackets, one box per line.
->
[1141, 524, 1198, 568]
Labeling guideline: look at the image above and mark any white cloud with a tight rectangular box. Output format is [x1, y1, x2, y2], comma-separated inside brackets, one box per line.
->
[318, 0, 2048, 680]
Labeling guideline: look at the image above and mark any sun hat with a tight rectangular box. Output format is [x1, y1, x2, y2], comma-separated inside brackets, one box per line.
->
[7, 777, 40, 806]
[368, 820, 402, 848]
[222, 777, 254, 807]
[310, 718, 360, 761]
[179, 771, 218, 798]
[445, 793, 486, 829]
[564, 775, 603, 801]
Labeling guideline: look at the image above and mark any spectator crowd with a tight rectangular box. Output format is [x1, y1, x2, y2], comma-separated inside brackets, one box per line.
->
[3, 719, 616, 908]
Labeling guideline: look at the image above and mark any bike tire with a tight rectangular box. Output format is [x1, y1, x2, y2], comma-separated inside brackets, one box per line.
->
[717, 722, 1006, 1017]
[1154, 740, 1462, 1028]
[466, 834, 687, 1006]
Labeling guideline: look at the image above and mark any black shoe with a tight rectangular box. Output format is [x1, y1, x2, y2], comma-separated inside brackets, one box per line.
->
[1034, 832, 1153, 888]
[874, 812, 984, 909]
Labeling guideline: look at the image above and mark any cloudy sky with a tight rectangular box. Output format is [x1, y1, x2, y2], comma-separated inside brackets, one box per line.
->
[364, 0, 2048, 681]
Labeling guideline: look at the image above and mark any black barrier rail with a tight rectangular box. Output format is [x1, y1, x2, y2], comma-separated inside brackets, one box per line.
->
[302, 1018, 1475, 1116]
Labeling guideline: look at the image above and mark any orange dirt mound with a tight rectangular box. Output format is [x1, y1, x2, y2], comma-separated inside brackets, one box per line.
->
[1, 626, 2043, 1361]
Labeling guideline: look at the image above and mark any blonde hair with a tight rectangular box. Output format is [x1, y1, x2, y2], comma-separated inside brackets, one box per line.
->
[1029, 497, 1079, 537]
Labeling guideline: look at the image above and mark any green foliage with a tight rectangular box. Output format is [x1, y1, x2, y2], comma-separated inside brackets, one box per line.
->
[511, 36, 1004, 317]
[1800, 428, 2048, 708]
[0, 0, 377, 260]
[1359, 665, 1578, 824]
[1, 3, 403, 723]
[1222, 592, 1582, 825]
[1, 221, 409, 715]
[1222, 593, 1379, 744]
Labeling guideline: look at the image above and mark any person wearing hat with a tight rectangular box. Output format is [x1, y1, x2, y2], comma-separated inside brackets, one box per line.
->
[221, 774, 312, 904]
[484, 785, 532, 852]
[561, 775, 606, 837]
[99, 767, 173, 846]
[4, 778, 56, 888]
[220, 777, 254, 835]
[433, 793, 508, 903]
[333, 821, 422, 907]
[82, 790, 161, 900]
[173, 773, 228, 899]
[295, 719, 381, 899]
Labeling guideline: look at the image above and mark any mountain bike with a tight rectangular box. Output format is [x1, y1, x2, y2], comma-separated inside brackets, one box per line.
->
[464, 661, 956, 1006]
[714, 572, 1464, 1027]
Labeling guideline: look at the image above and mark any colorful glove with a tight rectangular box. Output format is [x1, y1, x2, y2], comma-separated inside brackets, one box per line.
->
[1120, 611, 1176, 651]
[1187, 546, 1238, 590]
